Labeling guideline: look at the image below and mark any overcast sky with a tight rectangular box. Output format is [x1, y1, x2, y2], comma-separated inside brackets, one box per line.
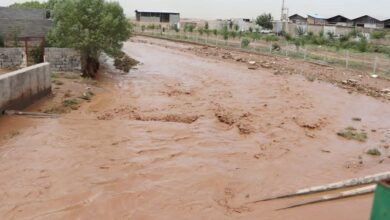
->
[1, 0, 389, 20]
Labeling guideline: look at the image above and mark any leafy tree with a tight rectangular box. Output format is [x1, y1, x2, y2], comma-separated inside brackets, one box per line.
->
[213, 29, 218, 36]
[256, 13, 273, 30]
[198, 28, 204, 35]
[241, 38, 250, 48]
[10, 0, 60, 18]
[9, 1, 46, 9]
[234, 24, 239, 32]
[221, 25, 229, 40]
[204, 22, 209, 30]
[48, 0, 131, 77]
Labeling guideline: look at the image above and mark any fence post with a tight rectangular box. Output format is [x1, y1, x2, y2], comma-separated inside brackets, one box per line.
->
[373, 56, 378, 74]
[304, 47, 307, 60]
[346, 50, 349, 69]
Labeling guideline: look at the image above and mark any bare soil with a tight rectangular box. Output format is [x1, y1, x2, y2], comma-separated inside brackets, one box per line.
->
[0, 36, 389, 219]
[0, 68, 12, 75]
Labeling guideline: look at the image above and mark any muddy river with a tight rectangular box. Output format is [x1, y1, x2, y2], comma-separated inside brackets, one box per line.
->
[0, 37, 389, 219]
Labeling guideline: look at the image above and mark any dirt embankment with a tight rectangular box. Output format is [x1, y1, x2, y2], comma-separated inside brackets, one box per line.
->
[131, 37, 390, 101]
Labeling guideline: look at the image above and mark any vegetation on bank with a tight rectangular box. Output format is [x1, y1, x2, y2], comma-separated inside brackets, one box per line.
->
[140, 22, 390, 57]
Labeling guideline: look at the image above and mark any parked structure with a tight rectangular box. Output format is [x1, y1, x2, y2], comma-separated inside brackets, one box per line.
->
[352, 15, 384, 28]
[135, 10, 180, 27]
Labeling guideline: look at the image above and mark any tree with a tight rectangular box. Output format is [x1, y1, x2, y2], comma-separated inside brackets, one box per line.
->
[234, 24, 239, 32]
[204, 22, 209, 30]
[256, 13, 273, 30]
[48, 0, 131, 77]
[10, 0, 60, 18]
[9, 1, 46, 9]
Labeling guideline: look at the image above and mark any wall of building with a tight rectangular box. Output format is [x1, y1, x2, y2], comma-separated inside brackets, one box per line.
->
[0, 19, 52, 38]
[44, 48, 81, 72]
[0, 7, 46, 20]
[0, 62, 51, 112]
[139, 16, 160, 23]
[169, 14, 180, 24]
[0, 48, 25, 69]
[285, 23, 381, 37]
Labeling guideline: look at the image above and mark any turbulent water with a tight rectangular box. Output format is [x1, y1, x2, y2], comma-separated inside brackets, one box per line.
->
[0, 36, 389, 220]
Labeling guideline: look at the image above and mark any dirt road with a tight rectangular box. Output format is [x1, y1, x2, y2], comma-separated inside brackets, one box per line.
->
[0, 36, 390, 219]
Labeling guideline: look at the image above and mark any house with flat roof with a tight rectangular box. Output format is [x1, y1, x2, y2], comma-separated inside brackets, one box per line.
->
[135, 10, 180, 27]
[353, 15, 383, 29]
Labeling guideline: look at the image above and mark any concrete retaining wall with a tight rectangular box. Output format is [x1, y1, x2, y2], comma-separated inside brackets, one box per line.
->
[0, 48, 25, 69]
[44, 48, 81, 72]
[0, 63, 51, 112]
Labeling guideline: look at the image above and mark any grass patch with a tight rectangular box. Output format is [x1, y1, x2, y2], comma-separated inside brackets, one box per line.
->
[52, 79, 64, 86]
[51, 72, 60, 79]
[367, 148, 381, 156]
[63, 74, 80, 79]
[337, 127, 367, 142]
[80, 91, 95, 101]
[63, 98, 79, 107]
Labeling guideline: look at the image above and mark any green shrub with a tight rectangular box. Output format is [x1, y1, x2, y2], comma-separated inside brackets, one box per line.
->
[221, 26, 229, 40]
[265, 35, 279, 42]
[294, 38, 305, 50]
[295, 26, 305, 36]
[229, 31, 237, 39]
[371, 31, 386, 39]
[355, 37, 370, 52]
[337, 127, 367, 142]
[250, 32, 261, 40]
[284, 33, 292, 41]
[241, 38, 250, 48]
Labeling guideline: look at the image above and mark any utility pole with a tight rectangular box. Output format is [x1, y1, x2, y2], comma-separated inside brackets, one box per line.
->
[281, 0, 289, 32]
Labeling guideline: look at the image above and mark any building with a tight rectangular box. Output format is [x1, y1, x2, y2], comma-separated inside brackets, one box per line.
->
[353, 15, 383, 28]
[327, 15, 352, 26]
[307, 14, 326, 25]
[289, 14, 307, 24]
[232, 18, 257, 32]
[0, 7, 52, 39]
[384, 19, 390, 29]
[135, 10, 180, 27]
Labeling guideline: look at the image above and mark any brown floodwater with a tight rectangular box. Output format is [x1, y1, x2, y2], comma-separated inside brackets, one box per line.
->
[0, 36, 389, 220]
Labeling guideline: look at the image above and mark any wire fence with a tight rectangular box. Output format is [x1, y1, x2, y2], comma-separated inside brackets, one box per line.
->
[135, 28, 390, 79]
